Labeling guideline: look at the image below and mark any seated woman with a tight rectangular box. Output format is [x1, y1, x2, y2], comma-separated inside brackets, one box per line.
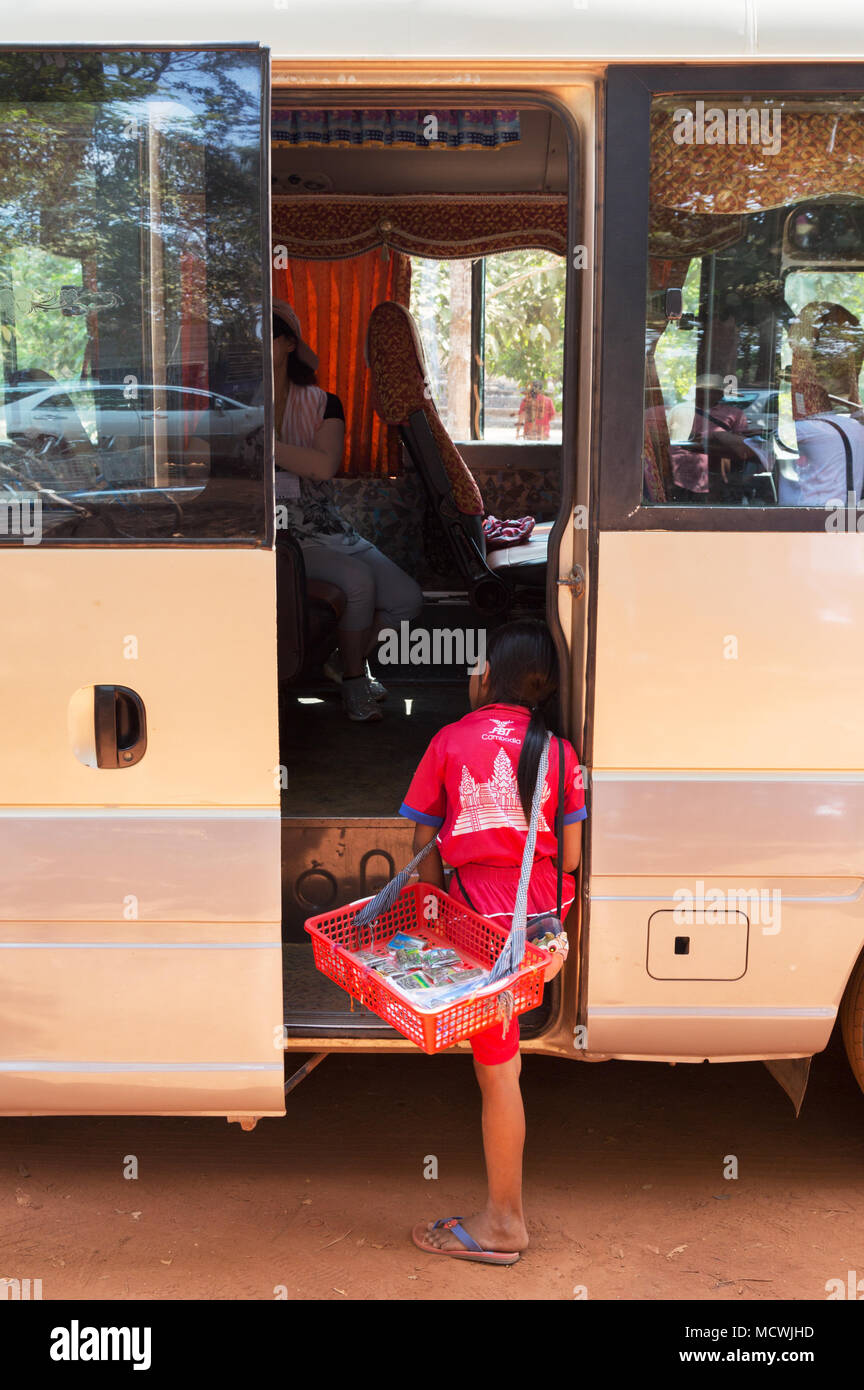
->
[272, 300, 423, 723]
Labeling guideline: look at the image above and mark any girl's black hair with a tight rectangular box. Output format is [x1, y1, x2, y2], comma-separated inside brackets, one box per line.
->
[481, 619, 562, 820]
[272, 314, 318, 387]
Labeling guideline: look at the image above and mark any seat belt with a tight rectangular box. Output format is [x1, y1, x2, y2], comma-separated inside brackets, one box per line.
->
[822, 417, 860, 501]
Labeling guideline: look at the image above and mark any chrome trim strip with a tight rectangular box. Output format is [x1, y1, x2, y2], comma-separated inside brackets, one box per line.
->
[0, 1062, 284, 1072]
[593, 771, 864, 783]
[0, 942, 281, 949]
[589, 1005, 835, 1018]
[590, 884, 864, 903]
[0, 809, 278, 818]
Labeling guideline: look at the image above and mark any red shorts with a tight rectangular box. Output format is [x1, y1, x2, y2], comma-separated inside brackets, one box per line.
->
[448, 862, 563, 1068]
[470, 1015, 520, 1066]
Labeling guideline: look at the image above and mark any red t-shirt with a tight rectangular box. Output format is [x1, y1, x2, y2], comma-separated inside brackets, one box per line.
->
[400, 702, 586, 868]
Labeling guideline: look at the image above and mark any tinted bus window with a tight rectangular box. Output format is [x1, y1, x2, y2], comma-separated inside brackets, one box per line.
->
[0, 48, 268, 542]
[643, 94, 864, 512]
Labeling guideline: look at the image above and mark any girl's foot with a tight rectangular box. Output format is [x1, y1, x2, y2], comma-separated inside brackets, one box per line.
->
[341, 676, 383, 722]
[365, 662, 388, 701]
[420, 1210, 528, 1255]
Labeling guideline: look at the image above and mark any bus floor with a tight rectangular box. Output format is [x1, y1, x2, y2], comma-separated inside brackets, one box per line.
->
[279, 677, 468, 817]
[282, 941, 397, 1035]
[281, 940, 553, 1037]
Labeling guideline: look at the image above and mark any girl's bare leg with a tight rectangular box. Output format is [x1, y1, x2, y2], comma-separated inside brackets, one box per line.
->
[422, 1052, 529, 1253]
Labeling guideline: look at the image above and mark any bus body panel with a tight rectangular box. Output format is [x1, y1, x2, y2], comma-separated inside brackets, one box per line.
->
[0, 47, 285, 1116]
[0, 549, 285, 1115]
[587, 522, 864, 1058]
[2, 40, 864, 1093]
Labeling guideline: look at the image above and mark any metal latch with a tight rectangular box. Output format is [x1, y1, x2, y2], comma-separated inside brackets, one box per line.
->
[557, 565, 585, 599]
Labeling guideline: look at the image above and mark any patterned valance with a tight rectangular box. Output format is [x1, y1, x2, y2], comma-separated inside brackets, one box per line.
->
[271, 194, 568, 261]
[651, 102, 864, 219]
[272, 108, 520, 150]
[649, 206, 745, 260]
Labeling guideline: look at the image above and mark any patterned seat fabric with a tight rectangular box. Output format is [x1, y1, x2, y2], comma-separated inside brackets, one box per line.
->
[790, 301, 864, 420]
[366, 300, 485, 516]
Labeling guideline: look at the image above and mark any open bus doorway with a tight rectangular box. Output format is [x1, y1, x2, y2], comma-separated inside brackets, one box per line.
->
[270, 97, 575, 1036]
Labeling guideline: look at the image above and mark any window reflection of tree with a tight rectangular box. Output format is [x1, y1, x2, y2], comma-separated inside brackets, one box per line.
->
[0, 50, 266, 539]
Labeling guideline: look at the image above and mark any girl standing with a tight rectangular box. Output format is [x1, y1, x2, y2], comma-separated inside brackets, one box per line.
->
[399, 619, 586, 1263]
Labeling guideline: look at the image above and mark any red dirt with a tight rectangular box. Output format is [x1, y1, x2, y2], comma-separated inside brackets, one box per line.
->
[3, 1029, 864, 1301]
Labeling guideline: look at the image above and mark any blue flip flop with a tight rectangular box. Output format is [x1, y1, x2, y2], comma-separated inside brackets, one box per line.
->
[412, 1217, 521, 1265]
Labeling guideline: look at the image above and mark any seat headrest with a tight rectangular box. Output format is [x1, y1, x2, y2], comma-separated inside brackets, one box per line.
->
[365, 300, 484, 517]
[365, 301, 430, 424]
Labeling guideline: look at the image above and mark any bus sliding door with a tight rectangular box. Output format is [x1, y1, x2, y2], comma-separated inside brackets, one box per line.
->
[0, 46, 284, 1117]
[588, 66, 864, 1063]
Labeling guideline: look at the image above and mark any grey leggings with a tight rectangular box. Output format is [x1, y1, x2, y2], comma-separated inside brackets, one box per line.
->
[299, 532, 423, 632]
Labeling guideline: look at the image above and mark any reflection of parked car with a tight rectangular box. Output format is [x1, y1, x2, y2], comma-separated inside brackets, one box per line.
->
[2, 381, 263, 474]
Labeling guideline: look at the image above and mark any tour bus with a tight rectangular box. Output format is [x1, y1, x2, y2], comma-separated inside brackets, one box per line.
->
[4, 1, 864, 1127]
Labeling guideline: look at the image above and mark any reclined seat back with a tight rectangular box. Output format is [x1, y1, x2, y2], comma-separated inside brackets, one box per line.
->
[365, 300, 513, 614]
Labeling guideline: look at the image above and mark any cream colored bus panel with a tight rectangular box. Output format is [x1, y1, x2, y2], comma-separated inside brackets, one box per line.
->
[589, 531, 864, 1059]
[0, 550, 278, 808]
[0, 46, 283, 1116]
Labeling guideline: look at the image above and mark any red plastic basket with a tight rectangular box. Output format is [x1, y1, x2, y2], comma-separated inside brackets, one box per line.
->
[304, 880, 548, 1055]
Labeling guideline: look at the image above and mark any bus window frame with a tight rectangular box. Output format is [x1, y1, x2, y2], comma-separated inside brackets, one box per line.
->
[598, 62, 864, 533]
[0, 42, 275, 550]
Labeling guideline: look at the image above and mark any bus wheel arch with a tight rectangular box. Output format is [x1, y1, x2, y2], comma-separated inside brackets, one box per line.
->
[840, 948, 864, 1098]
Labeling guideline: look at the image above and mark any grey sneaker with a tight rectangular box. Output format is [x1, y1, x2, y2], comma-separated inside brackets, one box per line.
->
[342, 677, 383, 722]
[327, 653, 387, 701]
[365, 662, 388, 702]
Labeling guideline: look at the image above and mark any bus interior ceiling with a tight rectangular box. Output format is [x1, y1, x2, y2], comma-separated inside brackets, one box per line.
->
[274, 98, 568, 1034]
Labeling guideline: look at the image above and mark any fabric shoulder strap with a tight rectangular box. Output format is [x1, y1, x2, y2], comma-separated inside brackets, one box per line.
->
[822, 416, 858, 500]
[555, 736, 564, 920]
[487, 734, 552, 984]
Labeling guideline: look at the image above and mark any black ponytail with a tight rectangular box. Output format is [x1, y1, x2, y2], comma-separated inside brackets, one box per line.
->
[482, 620, 561, 820]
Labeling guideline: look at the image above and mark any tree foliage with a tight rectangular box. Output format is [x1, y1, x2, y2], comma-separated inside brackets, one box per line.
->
[410, 248, 566, 422]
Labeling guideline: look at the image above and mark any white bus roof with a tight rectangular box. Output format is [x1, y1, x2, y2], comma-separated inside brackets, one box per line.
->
[3, 0, 864, 62]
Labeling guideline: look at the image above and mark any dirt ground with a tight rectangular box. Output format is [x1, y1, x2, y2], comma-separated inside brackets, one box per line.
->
[2, 1027, 864, 1302]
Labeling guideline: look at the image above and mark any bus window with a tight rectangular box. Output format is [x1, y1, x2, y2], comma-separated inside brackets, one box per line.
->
[0, 49, 268, 541]
[642, 94, 864, 511]
[409, 248, 565, 443]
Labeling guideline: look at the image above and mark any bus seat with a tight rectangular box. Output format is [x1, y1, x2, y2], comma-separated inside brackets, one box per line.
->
[485, 521, 552, 578]
[276, 534, 346, 682]
[365, 300, 548, 612]
[789, 301, 864, 419]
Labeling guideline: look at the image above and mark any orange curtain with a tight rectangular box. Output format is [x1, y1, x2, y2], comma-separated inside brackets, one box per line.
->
[273, 248, 411, 477]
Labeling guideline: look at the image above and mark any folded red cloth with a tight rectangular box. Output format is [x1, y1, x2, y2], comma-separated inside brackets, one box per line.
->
[482, 514, 535, 550]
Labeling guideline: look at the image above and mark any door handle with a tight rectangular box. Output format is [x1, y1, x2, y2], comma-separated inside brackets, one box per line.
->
[93, 685, 147, 768]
